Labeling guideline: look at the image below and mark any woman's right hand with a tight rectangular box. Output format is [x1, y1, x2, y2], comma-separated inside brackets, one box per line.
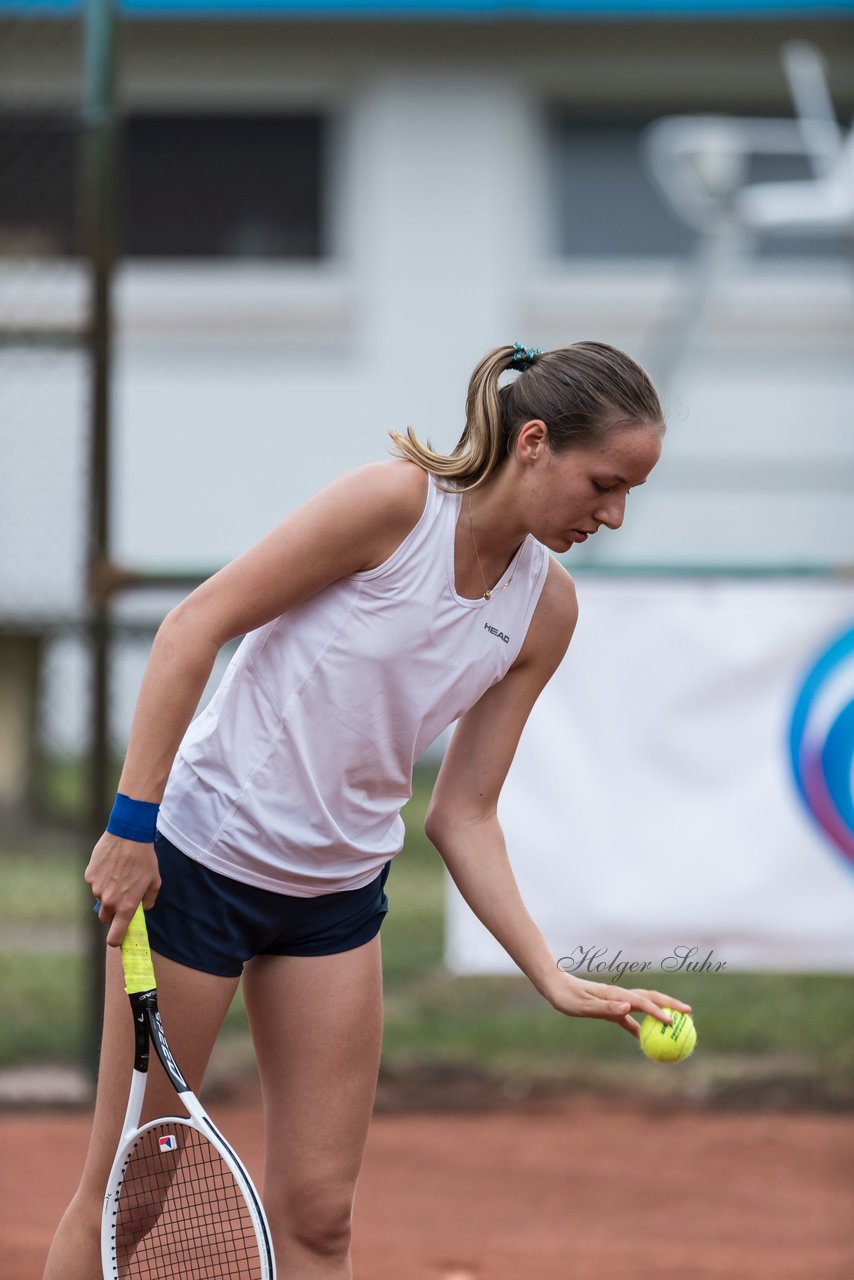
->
[84, 834, 162, 947]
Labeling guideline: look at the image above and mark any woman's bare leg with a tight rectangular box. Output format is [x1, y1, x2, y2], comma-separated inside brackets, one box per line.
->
[243, 936, 384, 1279]
[43, 946, 239, 1280]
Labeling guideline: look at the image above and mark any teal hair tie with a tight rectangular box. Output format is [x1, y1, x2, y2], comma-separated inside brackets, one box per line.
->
[510, 341, 543, 371]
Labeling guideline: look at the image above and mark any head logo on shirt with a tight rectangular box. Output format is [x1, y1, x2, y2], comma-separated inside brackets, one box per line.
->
[484, 622, 510, 644]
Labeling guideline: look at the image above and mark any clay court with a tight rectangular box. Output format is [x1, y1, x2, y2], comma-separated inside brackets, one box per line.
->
[4, 1094, 852, 1280]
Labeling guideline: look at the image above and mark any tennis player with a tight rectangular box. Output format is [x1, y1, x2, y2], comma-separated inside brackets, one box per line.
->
[45, 341, 692, 1280]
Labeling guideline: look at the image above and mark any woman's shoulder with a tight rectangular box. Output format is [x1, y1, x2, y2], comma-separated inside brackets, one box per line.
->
[332, 460, 429, 570]
[539, 556, 578, 630]
[341, 458, 428, 516]
[522, 558, 581, 660]
[514, 556, 578, 672]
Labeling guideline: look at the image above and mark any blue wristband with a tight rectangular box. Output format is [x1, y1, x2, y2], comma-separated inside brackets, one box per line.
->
[106, 793, 160, 843]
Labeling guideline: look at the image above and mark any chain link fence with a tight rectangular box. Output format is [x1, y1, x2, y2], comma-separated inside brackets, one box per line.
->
[0, 5, 95, 1088]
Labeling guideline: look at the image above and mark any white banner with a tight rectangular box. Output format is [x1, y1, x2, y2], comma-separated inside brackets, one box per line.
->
[445, 578, 854, 974]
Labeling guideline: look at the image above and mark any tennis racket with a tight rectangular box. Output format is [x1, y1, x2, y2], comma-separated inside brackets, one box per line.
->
[100, 904, 276, 1279]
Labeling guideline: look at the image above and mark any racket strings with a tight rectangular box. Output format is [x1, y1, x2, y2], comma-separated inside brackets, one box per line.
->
[109, 1123, 264, 1279]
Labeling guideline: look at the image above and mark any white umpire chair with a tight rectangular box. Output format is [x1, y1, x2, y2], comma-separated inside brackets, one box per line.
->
[640, 41, 854, 388]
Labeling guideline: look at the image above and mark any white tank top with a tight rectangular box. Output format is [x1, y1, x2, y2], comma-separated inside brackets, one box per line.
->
[158, 475, 550, 896]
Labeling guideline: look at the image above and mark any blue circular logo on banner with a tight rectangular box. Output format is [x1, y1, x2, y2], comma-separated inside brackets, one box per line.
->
[789, 624, 854, 868]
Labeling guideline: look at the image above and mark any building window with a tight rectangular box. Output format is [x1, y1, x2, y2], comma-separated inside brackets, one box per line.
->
[0, 111, 327, 260]
[122, 113, 326, 259]
[546, 108, 836, 260]
[0, 115, 79, 257]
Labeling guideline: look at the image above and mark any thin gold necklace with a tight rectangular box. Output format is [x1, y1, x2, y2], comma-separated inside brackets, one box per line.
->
[467, 495, 514, 601]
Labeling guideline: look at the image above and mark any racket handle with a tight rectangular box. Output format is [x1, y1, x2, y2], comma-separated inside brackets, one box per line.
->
[121, 904, 157, 995]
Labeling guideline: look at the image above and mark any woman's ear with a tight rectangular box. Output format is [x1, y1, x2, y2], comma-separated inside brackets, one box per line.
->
[515, 419, 550, 464]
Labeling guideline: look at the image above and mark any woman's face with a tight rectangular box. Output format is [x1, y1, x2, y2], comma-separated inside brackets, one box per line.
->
[517, 421, 663, 554]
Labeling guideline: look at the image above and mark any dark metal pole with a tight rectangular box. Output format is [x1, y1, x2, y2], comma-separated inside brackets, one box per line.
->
[82, 0, 119, 1081]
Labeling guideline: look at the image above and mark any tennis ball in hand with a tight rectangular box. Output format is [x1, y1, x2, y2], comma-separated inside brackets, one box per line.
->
[639, 1008, 697, 1063]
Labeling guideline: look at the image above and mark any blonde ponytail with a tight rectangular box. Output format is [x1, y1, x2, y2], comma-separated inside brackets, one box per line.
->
[389, 345, 518, 492]
[389, 340, 663, 492]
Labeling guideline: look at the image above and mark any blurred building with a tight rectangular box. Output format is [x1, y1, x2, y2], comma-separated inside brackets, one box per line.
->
[0, 0, 853, 760]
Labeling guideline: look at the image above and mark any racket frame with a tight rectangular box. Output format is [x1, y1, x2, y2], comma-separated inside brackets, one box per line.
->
[101, 918, 276, 1280]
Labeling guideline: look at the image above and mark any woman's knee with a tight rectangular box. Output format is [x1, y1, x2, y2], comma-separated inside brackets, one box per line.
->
[276, 1180, 355, 1258]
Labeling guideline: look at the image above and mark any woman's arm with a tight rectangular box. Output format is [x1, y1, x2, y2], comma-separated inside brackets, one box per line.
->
[87, 461, 427, 944]
[425, 560, 691, 1038]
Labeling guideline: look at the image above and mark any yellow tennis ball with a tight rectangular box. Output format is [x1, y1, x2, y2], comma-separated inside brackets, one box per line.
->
[639, 1008, 697, 1063]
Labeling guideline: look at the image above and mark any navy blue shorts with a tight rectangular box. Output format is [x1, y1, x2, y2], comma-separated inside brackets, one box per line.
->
[146, 830, 391, 978]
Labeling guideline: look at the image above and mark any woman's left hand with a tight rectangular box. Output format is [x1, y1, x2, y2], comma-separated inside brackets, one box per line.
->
[546, 971, 692, 1040]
